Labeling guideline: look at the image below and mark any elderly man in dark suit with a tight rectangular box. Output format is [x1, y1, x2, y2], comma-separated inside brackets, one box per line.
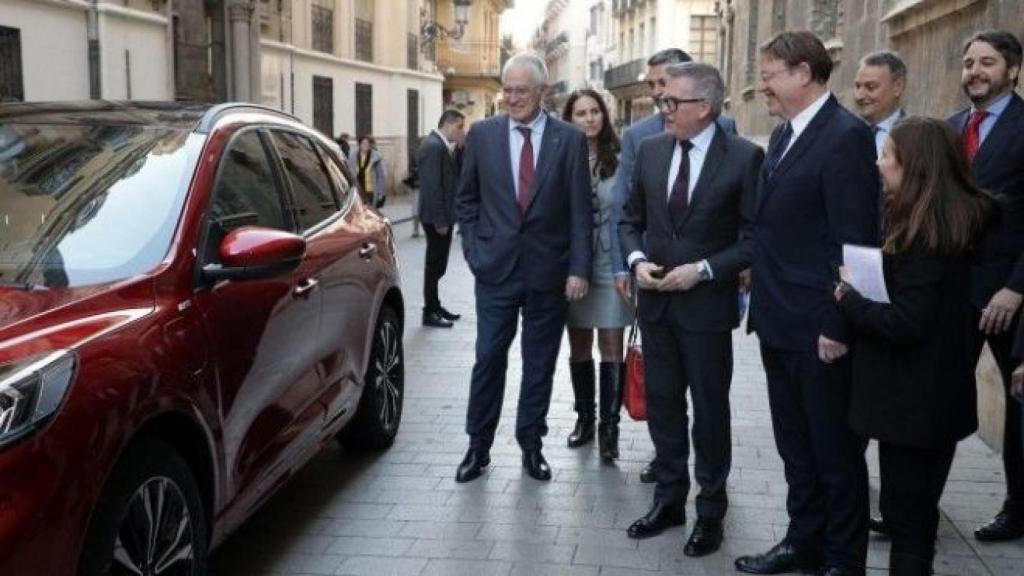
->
[454, 52, 592, 483]
[738, 32, 879, 576]
[619, 62, 763, 557]
[417, 109, 466, 328]
[948, 29, 1024, 543]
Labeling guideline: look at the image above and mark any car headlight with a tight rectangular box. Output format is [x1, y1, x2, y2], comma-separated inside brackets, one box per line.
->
[0, 350, 77, 449]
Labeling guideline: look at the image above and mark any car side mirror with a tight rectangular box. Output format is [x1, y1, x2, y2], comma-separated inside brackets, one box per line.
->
[202, 226, 305, 282]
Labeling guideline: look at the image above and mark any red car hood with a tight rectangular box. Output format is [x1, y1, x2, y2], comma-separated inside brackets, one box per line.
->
[0, 280, 156, 363]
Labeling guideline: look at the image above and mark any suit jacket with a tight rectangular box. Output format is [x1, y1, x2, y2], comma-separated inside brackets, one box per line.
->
[749, 95, 880, 351]
[619, 126, 764, 331]
[840, 246, 978, 448]
[614, 113, 737, 215]
[948, 92, 1024, 307]
[416, 132, 458, 226]
[456, 113, 592, 291]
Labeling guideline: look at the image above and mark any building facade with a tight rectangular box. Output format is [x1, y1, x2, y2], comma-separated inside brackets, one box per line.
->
[1, 0, 174, 102]
[603, 0, 718, 127]
[531, 0, 589, 112]
[584, 0, 616, 102]
[426, 0, 512, 125]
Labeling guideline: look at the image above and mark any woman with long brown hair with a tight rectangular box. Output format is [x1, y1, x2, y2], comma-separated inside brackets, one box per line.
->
[561, 89, 633, 459]
[834, 116, 994, 575]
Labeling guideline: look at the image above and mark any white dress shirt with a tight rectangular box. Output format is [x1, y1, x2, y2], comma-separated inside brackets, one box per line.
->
[871, 108, 902, 157]
[627, 121, 717, 276]
[781, 90, 832, 160]
[433, 128, 456, 154]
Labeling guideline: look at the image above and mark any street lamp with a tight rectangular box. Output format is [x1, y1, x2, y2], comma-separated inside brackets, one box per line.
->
[422, 0, 473, 43]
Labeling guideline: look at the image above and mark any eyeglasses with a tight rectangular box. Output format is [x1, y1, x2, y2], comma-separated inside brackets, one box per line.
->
[759, 67, 792, 83]
[502, 86, 538, 98]
[656, 96, 705, 113]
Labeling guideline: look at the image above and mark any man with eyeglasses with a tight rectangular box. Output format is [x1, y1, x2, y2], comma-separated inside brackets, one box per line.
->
[619, 62, 763, 558]
[617, 48, 738, 487]
[454, 52, 592, 484]
[738, 31, 878, 576]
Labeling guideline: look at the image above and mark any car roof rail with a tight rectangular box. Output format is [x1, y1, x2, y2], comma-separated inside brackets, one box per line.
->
[197, 103, 302, 134]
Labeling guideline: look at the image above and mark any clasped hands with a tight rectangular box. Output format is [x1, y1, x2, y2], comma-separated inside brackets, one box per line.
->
[634, 261, 702, 292]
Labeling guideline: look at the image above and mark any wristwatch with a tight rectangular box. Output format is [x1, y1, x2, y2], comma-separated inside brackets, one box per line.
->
[697, 260, 712, 282]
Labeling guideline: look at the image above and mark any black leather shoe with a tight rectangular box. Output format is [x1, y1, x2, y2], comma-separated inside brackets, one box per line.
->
[734, 541, 821, 574]
[423, 310, 454, 328]
[684, 517, 723, 557]
[522, 448, 552, 481]
[438, 306, 461, 321]
[639, 461, 656, 483]
[974, 510, 1024, 542]
[455, 448, 489, 483]
[868, 516, 889, 536]
[626, 502, 685, 539]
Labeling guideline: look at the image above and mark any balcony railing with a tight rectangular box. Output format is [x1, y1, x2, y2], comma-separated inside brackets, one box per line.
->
[434, 41, 501, 78]
[604, 58, 645, 90]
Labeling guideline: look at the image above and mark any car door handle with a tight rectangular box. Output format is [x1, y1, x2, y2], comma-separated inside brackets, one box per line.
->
[293, 278, 319, 298]
[359, 243, 377, 259]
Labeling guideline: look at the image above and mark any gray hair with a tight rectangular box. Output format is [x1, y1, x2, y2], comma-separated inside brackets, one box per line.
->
[859, 50, 908, 82]
[502, 52, 549, 86]
[665, 62, 725, 117]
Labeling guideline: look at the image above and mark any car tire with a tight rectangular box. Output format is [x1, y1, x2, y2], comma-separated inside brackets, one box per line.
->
[339, 306, 404, 450]
[78, 437, 208, 576]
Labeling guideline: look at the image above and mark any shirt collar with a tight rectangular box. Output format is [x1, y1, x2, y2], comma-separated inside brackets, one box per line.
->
[790, 91, 832, 136]
[685, 121, 717, 153]
[432, 129, 455, 151]
[973, 91, 1013, 118]
[875, 108, 902, 133]
[510, 110, 548, 134]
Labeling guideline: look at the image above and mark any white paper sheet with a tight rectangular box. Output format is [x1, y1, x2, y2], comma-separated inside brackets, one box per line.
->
[842, 244, 890, 303]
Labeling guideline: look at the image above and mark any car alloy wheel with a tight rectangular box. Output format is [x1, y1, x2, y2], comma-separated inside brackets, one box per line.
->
[110, 476, 195, 576]
[373, 312, 402, 435]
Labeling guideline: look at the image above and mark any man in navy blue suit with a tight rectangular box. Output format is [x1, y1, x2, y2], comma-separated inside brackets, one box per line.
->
[737, 32, 879, 576]
[454, 53, 593, 483]
[948, 30, 1024, 543]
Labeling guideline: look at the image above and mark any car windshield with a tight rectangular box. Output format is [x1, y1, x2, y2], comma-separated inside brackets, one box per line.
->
[0, 123, 194, 288]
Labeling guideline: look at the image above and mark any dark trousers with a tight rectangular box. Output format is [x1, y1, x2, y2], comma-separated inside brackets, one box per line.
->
[760, 344, 868, 572]
[641, 317, 733, 519]
[465, 271, 568, 451]
[422, 223, 453, 312]
[969, 309, 1024, 515]
[878, 441, 956, 572]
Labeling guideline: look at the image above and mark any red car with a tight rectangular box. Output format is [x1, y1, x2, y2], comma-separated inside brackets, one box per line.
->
[0, 101, 405, 575]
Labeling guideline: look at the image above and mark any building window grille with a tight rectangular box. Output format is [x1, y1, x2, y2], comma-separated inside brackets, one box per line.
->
[0, 26, 23, 102]
[356, 19, 373, 62]
[745, 0, 760, 86]
[311, 4, 334, 53]
[690, 15, 717, 64]
[407, 33, 418, 69]
[313, 76, 334, 136]
[355, 83, 373, 138]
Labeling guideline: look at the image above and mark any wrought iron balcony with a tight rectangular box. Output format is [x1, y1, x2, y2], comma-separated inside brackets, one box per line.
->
[603, 58, 645, 90]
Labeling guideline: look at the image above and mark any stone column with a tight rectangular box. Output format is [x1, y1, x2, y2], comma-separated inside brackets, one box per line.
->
[227, 0, 255, 102]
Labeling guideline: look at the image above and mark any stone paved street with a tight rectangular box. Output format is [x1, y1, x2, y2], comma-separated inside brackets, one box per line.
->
[210, 210, 1024, 575]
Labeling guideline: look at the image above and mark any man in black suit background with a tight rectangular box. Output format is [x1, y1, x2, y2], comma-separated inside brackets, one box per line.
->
[948, 29, 1024, 543]
[417, 109, 466, 328]
[619, 62, 763, 557]
[853, 50, 907, 157]
[738, 32, 879, 576]
[454, 52, 592, 483]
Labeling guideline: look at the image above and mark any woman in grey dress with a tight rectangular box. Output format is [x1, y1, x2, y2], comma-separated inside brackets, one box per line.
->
[562, 89, 634, 459]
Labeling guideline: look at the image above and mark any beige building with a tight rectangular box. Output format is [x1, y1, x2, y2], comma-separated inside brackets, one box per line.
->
[604, 0, 718, 127]
[0, 0, 174, 102]
[530, 0, 589, 112]
[425, 0, 512, 124]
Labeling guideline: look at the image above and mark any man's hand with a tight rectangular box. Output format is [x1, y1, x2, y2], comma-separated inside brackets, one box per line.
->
[980, 288, 1023, 335]
[635, 262, 663, 291]
[818, 334, 849, 364]
[436, 226, 450, 236]
[1012, 363, 1024, 401]
[566, 275, 589, 302]
[658, 263, 701, 292]
[614, 275, 632, 302]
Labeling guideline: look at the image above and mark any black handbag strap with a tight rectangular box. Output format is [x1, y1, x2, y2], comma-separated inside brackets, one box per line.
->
[627, 290, 640, 348]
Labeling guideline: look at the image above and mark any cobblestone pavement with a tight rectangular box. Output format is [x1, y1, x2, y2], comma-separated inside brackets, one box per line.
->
[211, 211, 1023, 575]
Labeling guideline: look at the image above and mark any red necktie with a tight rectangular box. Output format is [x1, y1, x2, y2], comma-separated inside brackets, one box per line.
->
[516, 126, 534, 214]
[964, 110, 988, 165]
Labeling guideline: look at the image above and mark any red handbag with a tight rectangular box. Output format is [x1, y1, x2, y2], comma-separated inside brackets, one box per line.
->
[623, 316, 646, 421]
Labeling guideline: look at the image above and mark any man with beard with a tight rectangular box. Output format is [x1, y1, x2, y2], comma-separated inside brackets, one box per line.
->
[948, 29, 1024, 543]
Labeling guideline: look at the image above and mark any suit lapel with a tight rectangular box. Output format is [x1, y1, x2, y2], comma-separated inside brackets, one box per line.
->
[525, 115, 561, 213]
[768, 96, 837, 184]
[497, 117, 517, 205]
[679, 126, 725, 229]
[973, 93, 1023, 176]
[649, 135, 676, 231]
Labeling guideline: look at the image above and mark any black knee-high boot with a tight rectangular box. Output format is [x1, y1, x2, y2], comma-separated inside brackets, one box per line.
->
[598, 362, 624, 459]
[567, 360, 596, 447]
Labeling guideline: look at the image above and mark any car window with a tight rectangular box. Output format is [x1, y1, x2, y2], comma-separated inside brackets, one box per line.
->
[269, 131, 337, 231]
[318, 143, 354, 208]
[204, 129, 287, 265]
